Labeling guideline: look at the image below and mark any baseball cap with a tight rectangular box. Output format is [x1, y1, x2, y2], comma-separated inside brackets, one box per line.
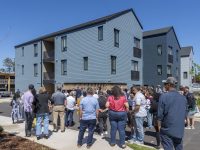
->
[28, 84, 34, 90]
[162, 77, 177, 85]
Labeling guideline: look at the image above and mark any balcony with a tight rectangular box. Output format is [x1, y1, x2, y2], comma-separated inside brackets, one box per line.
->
[133, 47, 142, 58]
[168, 54, 173, 63]
[131, 70, 140, 81]
[0, 79, 8, 84]
[10, 79, 15, 84]
[43, 51, 54, 63]
[43, 72, 55, 84]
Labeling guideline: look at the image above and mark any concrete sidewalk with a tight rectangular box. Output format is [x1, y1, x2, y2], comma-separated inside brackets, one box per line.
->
[0, 116, 132, 150]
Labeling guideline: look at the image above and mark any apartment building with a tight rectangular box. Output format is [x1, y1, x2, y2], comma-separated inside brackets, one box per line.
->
[143, 27, 181, 87]
[180, 46, 194, 87]
[15, 9, 143, 93]
[0, 72, 15, 93]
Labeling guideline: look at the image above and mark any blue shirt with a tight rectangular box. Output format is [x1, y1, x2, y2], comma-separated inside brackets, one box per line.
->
[157, 90, 187, 138]
[80, 95, 99, 120]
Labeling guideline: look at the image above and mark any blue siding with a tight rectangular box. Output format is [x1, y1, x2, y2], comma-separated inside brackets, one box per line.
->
[15, 42, 41, 92]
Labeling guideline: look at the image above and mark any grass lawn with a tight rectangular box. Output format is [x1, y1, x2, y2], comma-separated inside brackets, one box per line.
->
[128, 144, 156, 150]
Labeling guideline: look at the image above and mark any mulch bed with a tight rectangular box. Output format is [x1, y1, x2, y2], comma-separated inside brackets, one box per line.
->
[0, 132, 55, 150]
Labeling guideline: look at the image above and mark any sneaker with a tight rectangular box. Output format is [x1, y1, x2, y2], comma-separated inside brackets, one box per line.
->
[121, 144, 126, 149]
[110, 144, 115, 147]
[44, 135, 49, 139]
[185, 126, 191, 129]
[86, 144, 92, 149]
[128, 139, 135, 144]
[100, 133, 104, 137]
[37, 136, 41, 140]
[133, 140, 144, 145]
[191, 126, 195, 129]
[77, 144, 82, 148]
[104, 131, 108, 135]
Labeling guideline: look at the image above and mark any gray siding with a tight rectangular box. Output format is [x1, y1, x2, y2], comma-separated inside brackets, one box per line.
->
[15, 42, 42, 92]
[55, 12, 143, 88]
[143, 35, 167, 86]
[143, 29, 180, 87]
[166, 29, 181, 85]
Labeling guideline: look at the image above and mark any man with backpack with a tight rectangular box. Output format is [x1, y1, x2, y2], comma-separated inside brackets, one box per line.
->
[184, 86, 196, 129]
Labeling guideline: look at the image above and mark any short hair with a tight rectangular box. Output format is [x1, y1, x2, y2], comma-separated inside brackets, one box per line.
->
[39, 87, 46, 94]
[86, 87, 94, 95]
[57, 86, 62, 91]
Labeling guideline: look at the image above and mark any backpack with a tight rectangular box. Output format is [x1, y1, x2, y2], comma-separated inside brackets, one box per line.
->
[186, 93, 196, 110]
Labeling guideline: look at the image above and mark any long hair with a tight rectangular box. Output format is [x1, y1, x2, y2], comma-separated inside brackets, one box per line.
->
[111, 85, 123, 100]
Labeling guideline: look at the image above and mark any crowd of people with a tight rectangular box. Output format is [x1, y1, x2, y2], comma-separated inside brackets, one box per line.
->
[10, 77, 199, 149]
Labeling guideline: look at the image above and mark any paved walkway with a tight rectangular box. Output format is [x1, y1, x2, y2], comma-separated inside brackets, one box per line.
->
[0, 116, 133, 150]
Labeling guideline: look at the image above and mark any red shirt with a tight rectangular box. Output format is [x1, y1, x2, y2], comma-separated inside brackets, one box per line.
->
[107, 96, 127, 112]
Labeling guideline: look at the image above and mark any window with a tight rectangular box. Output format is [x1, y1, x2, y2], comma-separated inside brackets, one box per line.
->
[61, 36, 67, 51]
[134, 37, 140, 49]
[34, 44, 38, 57]
[157, 65, 162, 75]
[132, 60, 138, 71]
[168, 46, 173, 55]
[111, 56, 116, 74]
[98, 26, 103, 41]
[22, 47, 24, 57]
[83, 57, 88, 71]
[22, 65, 24, 75]
[183, 72, 188, 79]
[157, 45, 162, 55]
[61, 60, 67, 75]
[176, 50, 179, 61]
[114, 29, 119, 47]
[34, 64, 38, 77]
[167, 65, 172, 74]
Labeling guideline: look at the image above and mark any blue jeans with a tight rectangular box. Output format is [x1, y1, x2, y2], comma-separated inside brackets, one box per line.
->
[160, 133, 183, 150]
[65, 109, 74, 126]
[133, 116, 145, 142]
[36, 113, 49, 137]
[109, 111, 127, 146]
[146, 109, 153, 128]
[78, 119, 96, 146]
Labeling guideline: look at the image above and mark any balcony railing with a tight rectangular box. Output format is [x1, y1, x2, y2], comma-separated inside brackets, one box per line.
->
[43, 72, 55, 84]
[168, 54, 173, 63]
[0, 79, 14, 85]
[133, 47, 142, 58]
[0, 79, 8, 84]
[43, 51, 55, 62]
[131, 70, 140, 81]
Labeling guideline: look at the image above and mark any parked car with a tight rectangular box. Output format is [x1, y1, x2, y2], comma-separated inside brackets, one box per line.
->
[191, 83, 200, 92]
[0, 91, 11, 97]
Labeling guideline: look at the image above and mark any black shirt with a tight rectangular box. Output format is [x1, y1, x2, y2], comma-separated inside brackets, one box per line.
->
[98, 95, 107, 109]
[34, 93, 50, 114]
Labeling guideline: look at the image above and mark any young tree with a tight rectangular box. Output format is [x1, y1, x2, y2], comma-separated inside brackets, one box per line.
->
[3, 57, 15, 72]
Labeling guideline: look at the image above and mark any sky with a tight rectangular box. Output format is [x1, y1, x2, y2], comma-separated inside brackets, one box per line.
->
[0, 0, 200, 68]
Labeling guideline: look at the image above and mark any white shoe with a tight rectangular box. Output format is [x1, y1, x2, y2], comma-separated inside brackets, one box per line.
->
[100, 133, 104, 137]
[128, 139, 135, 144]
[185, 126, 191, 129]
[191, 126, 195, 129]
[104, 131, 108, 135]
[133, 140, 144, 145]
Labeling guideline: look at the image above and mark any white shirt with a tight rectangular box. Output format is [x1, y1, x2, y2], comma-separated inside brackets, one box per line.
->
[93, 94, 99, 99]
[134, 92, 147, 117]
[66, 96, 75, 110]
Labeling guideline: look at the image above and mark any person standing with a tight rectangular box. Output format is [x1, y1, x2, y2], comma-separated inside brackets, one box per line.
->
[129, 86, 147, 145]
[77, 87, 99, 148]
[51, 86, 66, 132]
[34, 87, 50, 140]
[184, 86, 196, 129]
[106, 86, 129, 148]
[158, 77, 187, 150]
[23, 84, 34, 137]
[97, 91, 108, 136]
[65, 91, 76, 127]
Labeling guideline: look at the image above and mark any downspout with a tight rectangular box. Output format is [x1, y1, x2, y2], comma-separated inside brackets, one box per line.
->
[40, 40, 43, 87]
